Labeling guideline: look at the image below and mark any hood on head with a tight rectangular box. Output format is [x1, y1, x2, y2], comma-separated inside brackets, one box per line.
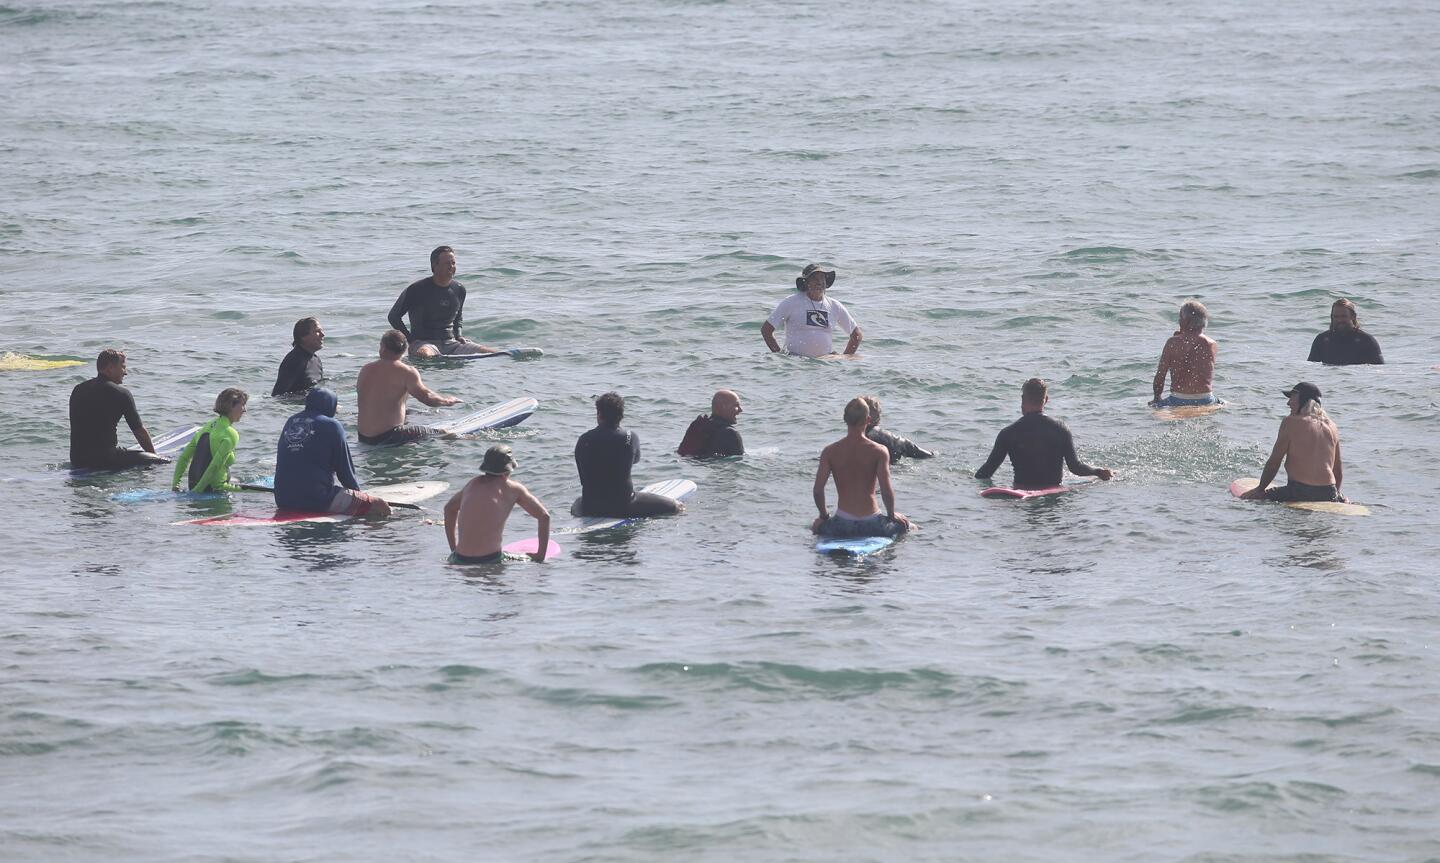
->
[305, 387, 338, 417]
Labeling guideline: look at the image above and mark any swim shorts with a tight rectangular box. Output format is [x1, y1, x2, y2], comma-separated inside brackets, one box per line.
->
[1264, 481, 1340, 503]
[448, 550, 504, 565]
[1154, 393, 1222, 407]
[817, 512, 908, 539]
[358, 424, 435, 446]
[327, 488, 382, 516]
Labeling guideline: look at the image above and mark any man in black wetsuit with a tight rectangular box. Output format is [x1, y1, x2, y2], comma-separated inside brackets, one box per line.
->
[861, 395, 934, 463]
[272, 316, 325, 396]
[68, 349, 165, 470]
[975, 378, 1114, 490]
[388, 245, 499, 357]
[1308, 298, 1384, 365]
[573, 392, 683, 518]
[677, 389, 745, 457]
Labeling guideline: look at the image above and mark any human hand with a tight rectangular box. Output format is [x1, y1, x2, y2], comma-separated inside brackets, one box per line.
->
[811, 515, 828, 534]
[1240, 487, 1266, 500]
[1095, 468, 1114, 481]
[527, 552, 546, 563]
[891, 512, 911, 530]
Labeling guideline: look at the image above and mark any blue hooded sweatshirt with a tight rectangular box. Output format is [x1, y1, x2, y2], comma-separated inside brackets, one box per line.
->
[274, 388, 362, 510]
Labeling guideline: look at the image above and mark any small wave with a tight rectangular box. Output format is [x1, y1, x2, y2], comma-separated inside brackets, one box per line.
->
[631, 661, 1016, 701]
[206, 669, 332, 687]
[1396, 168, 1439, 180]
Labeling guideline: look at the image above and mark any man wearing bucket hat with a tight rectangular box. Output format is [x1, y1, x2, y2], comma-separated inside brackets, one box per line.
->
[443, 444, 552, 564]
[1240, 382, 1347, 503]
[760, 263, 863, 358]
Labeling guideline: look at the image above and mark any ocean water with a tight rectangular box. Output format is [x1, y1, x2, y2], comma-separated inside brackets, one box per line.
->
[3, 0, 1439, 859]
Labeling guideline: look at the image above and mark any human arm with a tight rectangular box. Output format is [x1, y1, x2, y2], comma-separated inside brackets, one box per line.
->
[134, 426, 157, 454]
[442, 493, 461, 552]
[760, 321, 781, 353]
[631, 431, 641, 465]
[833, 302, 861, 355]
[193, 426, 240, 493]
[272, 350, 302, 397]
[811, 447, 832, 531]
[1151, 339, 1173, 404]
[843, 327, 863, 355]
[712, 426, 744, 456]
[974, 430, 1007, 480]
[1061, 425, 1112, 480]
[329, 421, 362, 490]
[516, 485, 551, 563]
[877, 453, 910, 528]
[1364, 333, 1384, 365]
[387, 287, 412, 339]
[1241, 425, 1288, 499]
[406, 368, 461, 407]
[1333, 440, 1343, 495]
[871, 427, 932, 461]
[171, 432, 200, 490]
[1306, 333, 1324, 363]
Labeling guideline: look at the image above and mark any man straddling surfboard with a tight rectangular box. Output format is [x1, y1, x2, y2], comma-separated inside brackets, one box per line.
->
[274, 388, 391, 518]
[171, 388, 248, 493]
[573, 392, 683, 518]
[272, 316, 326, 397]
[355, 330, 462, 446]
[444, 445, 552, 565]
[1240, 382, 1347, 503]
[812, 397, 912, 538]
[388, 245, 500, 358]
[761, 264, 862, 358]
[975, 378, 1114, 490]
[1150, 300, 1221, 408]
[68, 349, 166, 471]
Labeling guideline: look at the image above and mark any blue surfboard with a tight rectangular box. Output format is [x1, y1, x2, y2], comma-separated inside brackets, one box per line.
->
[110, 475, 275, 504]
[815, 536, 895, 556]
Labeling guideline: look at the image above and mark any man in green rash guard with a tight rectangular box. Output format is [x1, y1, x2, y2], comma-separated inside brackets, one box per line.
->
[172, 388, 249, 493]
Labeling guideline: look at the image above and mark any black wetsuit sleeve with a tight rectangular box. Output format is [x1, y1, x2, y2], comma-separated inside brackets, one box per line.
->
[872, 427, 932, 461]
[1361, 333, 1384, 364]
[1307, 333, 1324, 363]
[712, 426, 744, 456]
[630, 431, 641, 464]
[1059, 424, 1097, 476]
[453, 284, 466, 340]
[272, 349, 306, 396]
[975, 429, 1008, 479]
[119, 386, 143, 435]
[388, 287, 412, 339]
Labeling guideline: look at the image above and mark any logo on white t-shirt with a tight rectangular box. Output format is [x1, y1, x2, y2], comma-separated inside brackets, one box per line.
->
[805, 309, 830, 328]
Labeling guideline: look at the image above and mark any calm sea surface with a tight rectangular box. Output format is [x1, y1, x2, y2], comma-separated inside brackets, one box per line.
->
[3, 0, 1439, 859]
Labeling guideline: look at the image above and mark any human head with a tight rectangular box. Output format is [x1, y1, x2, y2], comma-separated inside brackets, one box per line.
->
[710, 389, 742, 423]
[1282, 381, 1322, 414]
[1178, 299, 1208, 333]
[96, 348, 126, 383]
[595, 391, 624, 427]
[380, 329, 408, 357]
[431, 245, 457, 284]
[843, 396, 869, 428]
[1021, 377, 1048, 411]
[213, 387, 249, 420]
[292, 317, 323, 350]
[795, 263, 837, 298]
[480, 444, 517, 476]
[1330, 298, 1359, 331]
[861, 395, 881, 429]
[304, 387, 338, 417]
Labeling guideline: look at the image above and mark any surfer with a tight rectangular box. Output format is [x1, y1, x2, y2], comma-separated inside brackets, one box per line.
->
[761, 264, 863, 358]
[171, 388, 248, 492]
[573, 392, 683, 518]
[443, 444, 551, 564]
[676, 390, 744, 457]
[274, 388, 391, 517]
[388, 245, 499, 357]
[1150, 300, 1221, 407]
[861, 396, 934, 463]
[67, 349, 166, 470]
[1240, 382, 1346, 503]
[811, 397, 911, 538]
[1308, 299, 1384, 365]
[355, 330, 461, 445]
[272, 317, 325, 397]
[975, 378, 1114, 489]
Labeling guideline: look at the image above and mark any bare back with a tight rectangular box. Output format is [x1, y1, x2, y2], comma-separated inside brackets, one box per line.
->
[449, 475, 525, 557]
[1158, 331, 1218, 395]
[1276, 414, 1340, 486]
[821, 434, 890, 517]
[356, 358, 422, 436]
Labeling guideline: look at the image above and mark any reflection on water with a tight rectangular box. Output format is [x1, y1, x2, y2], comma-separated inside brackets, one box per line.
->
[273, 523, 362, 572]
[1266, 514, 1348, 572]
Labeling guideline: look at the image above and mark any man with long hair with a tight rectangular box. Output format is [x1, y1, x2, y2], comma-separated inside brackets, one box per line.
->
[1241, 382, 1347, 503]
[1308, 298, 1384, 365]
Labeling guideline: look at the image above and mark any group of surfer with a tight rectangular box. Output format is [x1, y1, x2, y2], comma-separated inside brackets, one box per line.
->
[67, 248, 1383, 562]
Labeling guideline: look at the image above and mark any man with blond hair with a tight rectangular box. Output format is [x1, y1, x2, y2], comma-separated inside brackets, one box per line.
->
[1151, 300, 1220, 407]
[811, 397, 911, 538]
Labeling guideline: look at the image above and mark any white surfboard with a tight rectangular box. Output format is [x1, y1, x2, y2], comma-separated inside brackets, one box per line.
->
[175, 481, 449, 526]
[428, 397, 538, 436]
[447, 347, 544, 361]
[560, 479, 696, 533]
[1229, 478, 1369, 516]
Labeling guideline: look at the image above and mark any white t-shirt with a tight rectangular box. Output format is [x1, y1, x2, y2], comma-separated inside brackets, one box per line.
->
[766, 293, 857, 358]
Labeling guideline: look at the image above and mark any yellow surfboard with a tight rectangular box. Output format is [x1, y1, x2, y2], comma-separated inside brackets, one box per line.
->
[1152, 403, 1224, 421]
[0, 352, 85, 371]
[1229, 477, 1369, 516]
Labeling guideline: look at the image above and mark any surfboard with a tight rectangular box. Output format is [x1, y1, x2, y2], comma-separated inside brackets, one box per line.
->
[447, 347, 544, 361]
[428, 397, 538, 436]
[0, 352, 85, 371]
[501, 537, 564, 560]
[1152, 403, 1225, 420]
[174, 481, 449, 526]
[560, 479, 696, 533]
[980, 477, 1094, 499]
[111, 475, 274, 503]
[816, 536, 895, 556]
[1229, 478, 1369, 516]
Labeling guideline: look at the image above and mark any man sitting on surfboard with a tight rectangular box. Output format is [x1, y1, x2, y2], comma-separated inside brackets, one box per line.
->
[573, 392, 683, 518]
[171, 388, 248, 493]
[677, 390, 745, 457]
[1308, 298, 1384, 365]
[861, 396, 934, 463]
[1150, 300, 1220, 407]
[388, 245, 500, 358]
[975, 378, 1114, 490]
[272, 316, 325, 397]
[1240, 382, 1347, 503]
[444, 445, 551, 564]
[274, 388, 391, 517]
[760, 264, 862, 358]
[356, 330, 461, 445]
[68, 349, 165, 470]
[812, 397, 911, 538]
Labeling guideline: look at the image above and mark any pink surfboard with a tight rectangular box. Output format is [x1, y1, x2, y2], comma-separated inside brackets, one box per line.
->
[979, 485, 1071, 500]
[501, 537, 564, 559]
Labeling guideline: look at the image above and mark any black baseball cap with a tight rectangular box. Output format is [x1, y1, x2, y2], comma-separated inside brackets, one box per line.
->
[1282, 382, 1322, 405]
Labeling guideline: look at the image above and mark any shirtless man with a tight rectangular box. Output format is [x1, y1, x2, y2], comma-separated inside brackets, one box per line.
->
[1240, 382, 1346, 503]
[975, 378, 1114, 490]
[1150, 300, 1220, 407]
[811, 397, 911, 538]
[388, 245, 499, 357]
[355, 329, 461, 446]
[443, 444, 551, 564]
